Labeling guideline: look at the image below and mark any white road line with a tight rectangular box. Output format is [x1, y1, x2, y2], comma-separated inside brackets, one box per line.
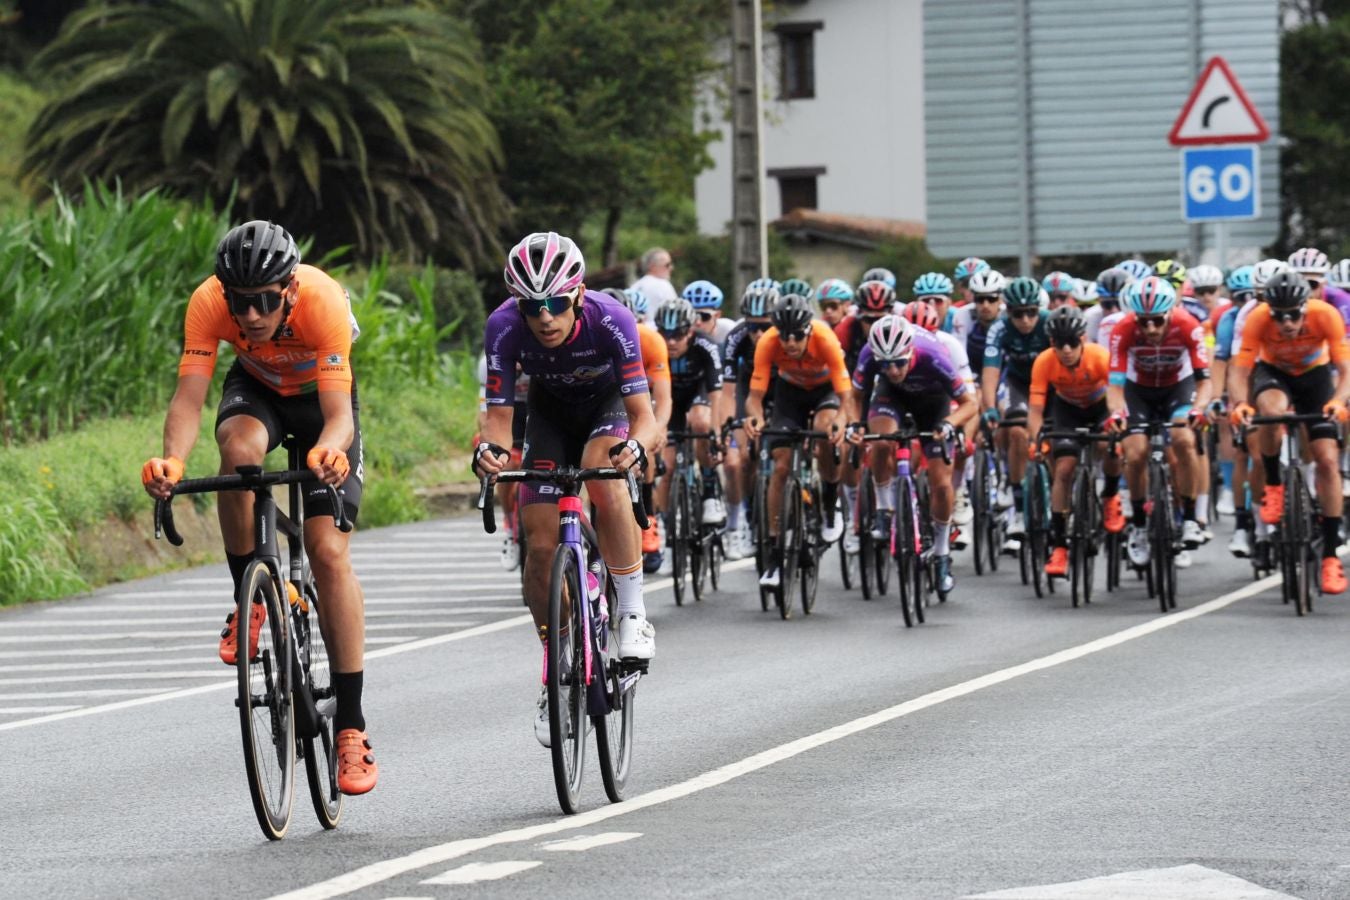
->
[0, 657, 205, 673]
[365, 637, 418, 645]
[420, 861, 541, 885]
[73, 594, 523, 607]
[168, 577, 511, 588]
[0, 632, 214, 644]
[0, 563, 744, 732]
[365, 622, 479, 631]
[266, 567, 1282, 900]
[0, 706, 81, 714]
[0, 688, 171, 699]
[0, 617, 224, 628]
[353, 564, 504, 572]
[0, 672, 234, 686]
[0, 644, 202, 660]
[540, 832, 643, 852]
[36, 602, 521, 614]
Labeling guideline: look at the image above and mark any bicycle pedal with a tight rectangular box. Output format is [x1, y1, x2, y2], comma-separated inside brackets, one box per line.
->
[619, 658, 649, 675]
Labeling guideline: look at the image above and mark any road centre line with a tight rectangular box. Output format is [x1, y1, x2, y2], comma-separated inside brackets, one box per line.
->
[0, 688, 172, 699]
[267, 568, 1283, 900]
[0, 672, 243, 687]
[37, 602, 522, 614]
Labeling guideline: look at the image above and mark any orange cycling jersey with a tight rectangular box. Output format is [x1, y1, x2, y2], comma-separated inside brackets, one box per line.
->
[1234, 298, 1350, 377]
[1029, 343, 1110, 409]
[637, 322, 670, 383]
[178, 264, 354, 396]
[750, 319, 851, 395]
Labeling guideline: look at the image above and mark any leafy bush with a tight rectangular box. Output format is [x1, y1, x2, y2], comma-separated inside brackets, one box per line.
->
[0, 486, 87, 605]
[863, 237, 959, 290]
[672, 230, 798, 296]
[380, 263, 487, 350]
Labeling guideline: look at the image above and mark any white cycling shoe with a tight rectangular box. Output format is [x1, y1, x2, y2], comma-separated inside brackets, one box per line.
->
[617, 614, 655, 660]
[702, 497, 727, 525]
[534, 685, 555, 748]
[952, 489, 974, 526]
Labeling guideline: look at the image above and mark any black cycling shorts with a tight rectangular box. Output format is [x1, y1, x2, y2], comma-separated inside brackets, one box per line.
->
[1049, 398, 1109, 459]
[669, 386, 710, 433]
[520, 383, 629, 506]
[216, 361, 363, 523]
[869, 380, 950, 459]
[1124, 376, 1196, 435]
[767, 379, 840, 450]
[1251, 362, 1339, 442]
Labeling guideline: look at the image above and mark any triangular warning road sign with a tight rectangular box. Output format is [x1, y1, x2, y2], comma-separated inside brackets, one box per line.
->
[1169, 56, 1270, 146]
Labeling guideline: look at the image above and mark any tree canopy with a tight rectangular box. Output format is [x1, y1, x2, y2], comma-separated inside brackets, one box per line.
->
[22, 0, 508, 265]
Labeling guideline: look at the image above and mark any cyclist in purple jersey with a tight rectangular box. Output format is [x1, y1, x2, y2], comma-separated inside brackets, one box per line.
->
[476, 233, 661, 747]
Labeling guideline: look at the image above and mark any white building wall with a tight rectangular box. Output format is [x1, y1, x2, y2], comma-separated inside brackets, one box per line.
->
[695, 0, 926, 235]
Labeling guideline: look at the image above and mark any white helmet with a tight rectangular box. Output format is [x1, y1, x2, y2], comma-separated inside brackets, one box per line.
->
[1288, 247, 1330, 276]
[1188, 264, 1224, 289]
[1072, 278, 1100, 305]
[1038, 287, 1051, 310]
[1330, 259, 1350, 290]
[866, 314, 916, 362]
[967, 269, 1006, 296]
[503, 231, 586, 300]
[1252, 258, 1290, 291]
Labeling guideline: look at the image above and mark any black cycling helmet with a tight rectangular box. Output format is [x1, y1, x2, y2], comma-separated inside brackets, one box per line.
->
[1046, 305, 1087, 343]
[600, 287, 627, 304]
[215, 220, 300, 288]
[771, 293, 814, 334]
[1263, 270, 1311, 309]
[654, 298, 696, 333]
[1095, 267, 1132, 300]
[1002, 276, 1043, 309]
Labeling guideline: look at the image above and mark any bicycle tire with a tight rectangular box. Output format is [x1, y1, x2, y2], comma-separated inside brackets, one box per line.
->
[1287, 468, 1313, 616]
[896, 479, 919, 628]
[594, 580, 634, 803]
[778, 475, 803, 620]
[689, 469, 707, 602]
[299, 581, 342, 830]
[237, 560, 295, 841]
[838, 484, 857, 590]
[1069, 467, 1091, 608]
[708, 532, 723, 591]
[670, 481, 689, 607]
[754, 472, 771, 611]
[972, 451, 988, 576]
[1025, 468, 1045, 599]
[801, 481, 822, 616]
[858, 471, 876, 600]
[1149, 464, 1173, 614]
[547, 547, 587, 814]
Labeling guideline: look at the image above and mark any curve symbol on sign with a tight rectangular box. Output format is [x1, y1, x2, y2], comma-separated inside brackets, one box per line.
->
[1201, 96, 1230, 128]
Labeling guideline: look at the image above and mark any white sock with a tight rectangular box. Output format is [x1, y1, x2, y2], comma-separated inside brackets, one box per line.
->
[876, 481, 894, 511]
[1196, 493, 1210, 523]
[842, 484, 858, 523]
[612, 562, 646, 618]
[935, 521, 951, 556]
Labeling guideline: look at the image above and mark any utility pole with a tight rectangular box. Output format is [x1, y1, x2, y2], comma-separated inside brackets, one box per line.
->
[730, 0, 767, 299]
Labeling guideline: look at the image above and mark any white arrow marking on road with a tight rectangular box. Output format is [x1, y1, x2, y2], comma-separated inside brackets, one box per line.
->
[540, 832, 643, 852]
[965, 863, 1299, 899]
[420, 861, 541, 885]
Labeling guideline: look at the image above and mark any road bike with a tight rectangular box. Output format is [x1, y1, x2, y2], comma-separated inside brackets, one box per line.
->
[1019, 449, 1055, 600]
[754, 427, 834, 619]
[1039, 428, 1118, 608]
[665, 429, 725, 605]
[1139, 420, 1180, 613]
[154, 439, 351, 840]
[478, 464, 649, 814]
[1250, 413, 1328, 616]
[969, 417, 1007, 577]
[854, 457, 891, 600]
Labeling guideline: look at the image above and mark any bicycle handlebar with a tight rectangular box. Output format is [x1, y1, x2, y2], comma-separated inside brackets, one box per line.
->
[476, 466, 649, 535]
[856, 431, 952, 465]
[1249, 413, 1332, 426]
[154, 468, 351, 547]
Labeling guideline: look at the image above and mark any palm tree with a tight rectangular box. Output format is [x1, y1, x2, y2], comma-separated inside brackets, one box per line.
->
[22, 0, 507, 265]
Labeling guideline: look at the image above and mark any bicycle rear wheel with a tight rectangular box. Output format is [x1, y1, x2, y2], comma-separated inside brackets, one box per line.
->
[777, 476, 803, 620]
[1069, 469, 1091, 608]
[708, 532, 724, 591]
[594, 581, 634, 803]
[237, 561, 295, 841]
[547, 547, 587, 814]
[972, 452, 988, 576]
[299, 582, 342, 830]
[1024, 470, 1045, 599]
[670, 481, 689, 606]
[801, 483, 822, 616]
[896, 480, 920, 628]
[858, 471, 876, 600]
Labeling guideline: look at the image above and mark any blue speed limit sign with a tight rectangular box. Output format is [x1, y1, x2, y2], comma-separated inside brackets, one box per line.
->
[1181, 146, 1259, 221]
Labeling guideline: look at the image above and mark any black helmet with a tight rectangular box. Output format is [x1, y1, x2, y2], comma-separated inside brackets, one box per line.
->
[771, 293, 814, 334]
[1095, 267, 1133, 300]
[1263, 270, 1311, 309]
[654, 298, 696, 334]
[1046, 305, 1087, 343]
[600, 287, 627, 303]
[215, 220, 300, 288]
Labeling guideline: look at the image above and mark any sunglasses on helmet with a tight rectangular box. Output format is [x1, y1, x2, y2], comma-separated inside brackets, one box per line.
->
[225, 286, 287, 317]
[518, 292, 576, 318]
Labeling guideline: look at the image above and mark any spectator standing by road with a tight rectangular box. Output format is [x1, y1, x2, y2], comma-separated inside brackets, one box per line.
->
[631, 247, 678, 323]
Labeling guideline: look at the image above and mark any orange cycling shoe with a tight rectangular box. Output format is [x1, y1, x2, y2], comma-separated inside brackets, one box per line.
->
[1321, 557, 1347, 595]
[1102, 495, 1125, 534]
[1044, 546, 1069, 577]
[336, 729, 379, 795]
[641, 520, 661, 554]
[218, 598, 266, 666]
[1259, 484, 1284, 525]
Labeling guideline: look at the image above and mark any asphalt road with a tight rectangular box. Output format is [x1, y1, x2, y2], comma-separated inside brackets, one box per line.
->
[2, 512, 1348, 900]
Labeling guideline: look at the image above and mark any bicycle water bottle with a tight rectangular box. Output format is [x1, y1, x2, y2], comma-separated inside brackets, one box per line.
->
[286, 582, 305, 612]
[587, 560, 607, 625]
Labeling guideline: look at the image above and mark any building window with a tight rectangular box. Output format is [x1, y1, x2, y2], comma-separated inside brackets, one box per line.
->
[776, 22, 823, 100]
[769, 166, 825, 216]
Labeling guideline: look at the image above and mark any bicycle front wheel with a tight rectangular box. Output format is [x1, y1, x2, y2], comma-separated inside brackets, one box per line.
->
[547, 548, 587, 814]
[1287, 469, 1314, 617]
[895, 480, 920, 628]
[801, 483, 821, 616]
[595, 582, 634, 803]
[299, 582, 343, 830]
[754, 472, 771, 611]
[670, 482, 689, 607]
[237, 561, 295, 841]
[778, 476, 803, 620]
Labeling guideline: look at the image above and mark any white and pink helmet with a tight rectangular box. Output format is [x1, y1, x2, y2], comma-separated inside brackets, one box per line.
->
[504, 232, 586, 300]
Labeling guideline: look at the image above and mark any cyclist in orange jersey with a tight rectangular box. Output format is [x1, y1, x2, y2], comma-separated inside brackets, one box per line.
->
[1025, 307, 1123, 577]
[140, 221, 377, 795]
[1230, 271, 1350, 593]
[744, 293, 854, 588]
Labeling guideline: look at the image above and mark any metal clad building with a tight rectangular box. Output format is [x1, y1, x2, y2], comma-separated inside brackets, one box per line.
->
[924, 0, 1280, 262]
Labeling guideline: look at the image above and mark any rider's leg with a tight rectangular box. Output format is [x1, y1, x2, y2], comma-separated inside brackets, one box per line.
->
[1122, 433, 1148, 528]
[1050, 453, 1075, 548]
[812, 405, 842, 522]
[216, 415, 269, 587]
[1169, 421, 1198, 523]
[1312, 437, 1344, 556]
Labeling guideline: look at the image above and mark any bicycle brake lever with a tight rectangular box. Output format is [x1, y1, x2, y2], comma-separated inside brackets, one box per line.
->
[627, 470, 650, 531]
[155, 498, 184, 547]
[326, 485, 353, 533]
[477, 476, 497, 534]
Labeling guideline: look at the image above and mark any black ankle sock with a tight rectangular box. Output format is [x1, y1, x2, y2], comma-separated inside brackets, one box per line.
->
[1051, 512, 1068, 546]
[1013, 483, 1025, 506]
[1101, 474, 1120, 498]
[1131, 500, 1147, 527]
[1235, 508, 1252, 529]
[822, 481, 838, 519]
[1182, 497, 1196, 521]
[1321, 516, 1342, 558]
[226, 552, 253, 593]
[1262, 455, 1281, 485]
[333, 670, 366, 733]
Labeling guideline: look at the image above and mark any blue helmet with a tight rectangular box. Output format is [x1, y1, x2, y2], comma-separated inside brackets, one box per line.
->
[954, 257, 990, 282]
[621, 287, 650, 317]
[741, 278, 780, 318]
[1226, 265, 1255, 294]
[913, 272, 955, 298]
[1124, 276, 1177, 316]
[815, 278, 854, 304]
[1041, 271, 1076, 295]
[1116, 259, 1153, 281]
[682, 279, 724, 310]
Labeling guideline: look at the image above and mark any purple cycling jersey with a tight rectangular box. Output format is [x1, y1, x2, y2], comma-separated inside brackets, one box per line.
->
[852, 329, 965, 399]
[1325, 284, 1350, 325]
[484, 290, 649, 405]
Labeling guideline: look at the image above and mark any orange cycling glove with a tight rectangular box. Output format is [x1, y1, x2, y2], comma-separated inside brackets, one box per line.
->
[1229, 402, 1255, 427]
[307, 447, 351, 480]
[1324, 400, 1350, 423]
[140, 456, 185, 487]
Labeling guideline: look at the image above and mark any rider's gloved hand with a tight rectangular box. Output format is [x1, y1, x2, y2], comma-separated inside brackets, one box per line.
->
[472, 441, 510, 476]
[1207, 398, 1228, 419]
[306, 446, 350, 484]
[935, 421, 957, 445]
[1105, 410, 1129, 434]
[1323, 399, 1350, 423]
[981, 408, 1000, 426]
[1187, 407, 1209, 429]
[141, 456, 184, 500]
[608, 438, 648, 473]
[1229, 402, 1255, 427]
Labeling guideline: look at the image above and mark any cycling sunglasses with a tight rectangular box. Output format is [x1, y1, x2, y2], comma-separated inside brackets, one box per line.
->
[1049, 292, 1073, 303]
[660, 326, 692, 340]
[518, 291, 576, 318]
[1052, 336, 1082, 349]
[225, 286, 286, 317]
[696, 310, 717, 322]
[973, 295, 1001, 305]
[880, 356, 913, 370]
[1010, 308, 1040, 320]
[781, 329, 810, 342]
[1137, 314, 1169, 329]
[1272, 307, 1305, 323]
[746, 321, 770, 335]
